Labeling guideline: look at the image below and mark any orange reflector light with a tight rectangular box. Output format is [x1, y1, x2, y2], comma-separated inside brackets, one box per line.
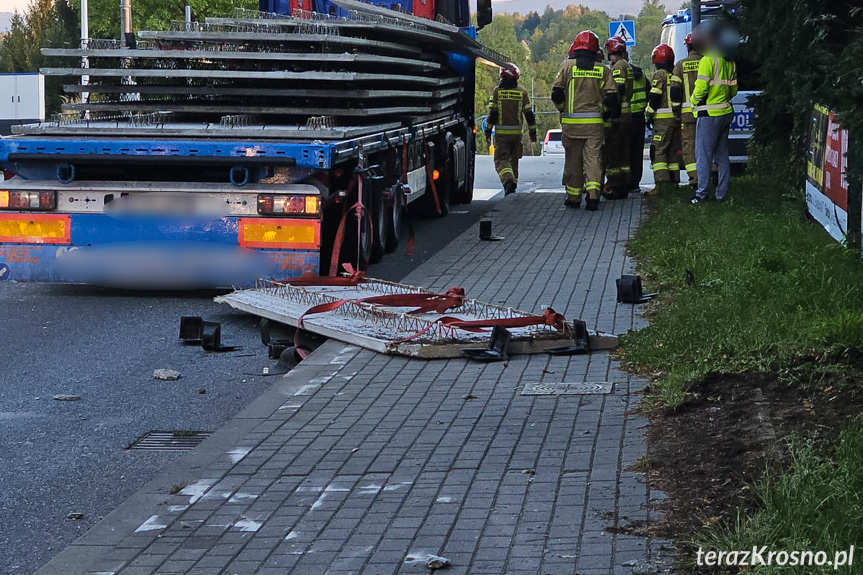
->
[432, 170, 440, 180]
[238, 218, 320, 250]
[305, 195, 319, 214]
[257, 194, 321, 216]
[0, 213, 71, 244]
[0, 191, 8, 209]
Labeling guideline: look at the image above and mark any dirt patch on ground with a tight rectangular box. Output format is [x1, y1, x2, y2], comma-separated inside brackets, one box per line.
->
[641, 369, 863, 569]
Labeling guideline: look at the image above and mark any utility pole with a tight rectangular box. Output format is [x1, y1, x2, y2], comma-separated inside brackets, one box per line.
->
[692, 1, 701, 25]
[120, 0, 133, 45]
[80, 0, 89, 110]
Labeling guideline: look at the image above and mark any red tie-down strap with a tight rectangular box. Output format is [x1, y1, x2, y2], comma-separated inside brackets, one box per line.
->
[292, 285, 467, 356]
[278, 264, 366, 286]
[423, 139, 442, 215]
[388, 307, 567, 346]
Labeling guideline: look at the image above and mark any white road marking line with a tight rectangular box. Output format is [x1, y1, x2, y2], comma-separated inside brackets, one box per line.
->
[135, 515, 167, 533]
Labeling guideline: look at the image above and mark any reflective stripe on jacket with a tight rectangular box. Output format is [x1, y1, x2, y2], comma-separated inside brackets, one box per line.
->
[646, 69, 680, 121]
[487, 86, 536, 135]
[673, 52, 701, 122]
[630, 66, 647, 114]
[552, 61, 616, 125]
[690, 53, 738, 117]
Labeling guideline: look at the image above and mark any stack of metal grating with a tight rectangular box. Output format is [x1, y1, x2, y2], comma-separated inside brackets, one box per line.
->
[34, 4, 506, 140]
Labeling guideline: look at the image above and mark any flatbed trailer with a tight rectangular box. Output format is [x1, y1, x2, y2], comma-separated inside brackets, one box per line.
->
[0, 1, 504, 287]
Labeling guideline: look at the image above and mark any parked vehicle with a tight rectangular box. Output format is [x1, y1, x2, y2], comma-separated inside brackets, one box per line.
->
[541, 129, 564, 157]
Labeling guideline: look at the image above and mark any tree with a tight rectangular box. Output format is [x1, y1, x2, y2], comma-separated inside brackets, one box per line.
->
[67, 0, 257, 39]
[0, 0, 79, 113]
[631, 0, 666, 69]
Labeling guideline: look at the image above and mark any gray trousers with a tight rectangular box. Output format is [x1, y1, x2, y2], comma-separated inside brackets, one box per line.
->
[695, 114, 733, 200]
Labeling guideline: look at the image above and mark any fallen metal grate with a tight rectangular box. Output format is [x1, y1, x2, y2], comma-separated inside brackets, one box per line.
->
[128, 431, 212, 451]
[520, 382, 614, 396]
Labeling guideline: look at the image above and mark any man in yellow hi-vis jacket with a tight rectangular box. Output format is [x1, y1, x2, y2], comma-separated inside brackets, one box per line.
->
[690, 31, 738, 204]
[484, 63, 537, 196]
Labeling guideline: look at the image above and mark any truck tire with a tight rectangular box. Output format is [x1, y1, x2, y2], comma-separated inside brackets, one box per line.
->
[385, 186, 403, 252]
[370, 183, 388, 263]
[341, 186, 373, 270]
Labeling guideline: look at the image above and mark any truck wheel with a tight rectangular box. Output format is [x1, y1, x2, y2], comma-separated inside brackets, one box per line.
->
[370, 184, 388, 264]
[341, 190, 373, 270]
[385, 186, 403, 252]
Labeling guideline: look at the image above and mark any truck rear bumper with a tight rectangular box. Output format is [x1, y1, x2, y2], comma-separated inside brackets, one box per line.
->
[0, 213, 320, 288]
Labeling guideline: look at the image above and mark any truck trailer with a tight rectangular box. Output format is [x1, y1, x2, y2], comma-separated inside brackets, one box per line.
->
[0, 0, 504, 287]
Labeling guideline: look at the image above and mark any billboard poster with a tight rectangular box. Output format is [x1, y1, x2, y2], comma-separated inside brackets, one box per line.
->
[806, 104, 849, 243]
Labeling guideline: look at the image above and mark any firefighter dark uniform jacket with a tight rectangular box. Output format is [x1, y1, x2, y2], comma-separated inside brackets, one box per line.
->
[673, 51, 702, 183]
[611, 58, 634, 119]
[673, 51, 702, 125]
[552, 60, 616, 135]
[486, 81, 537, 141]
[647, 68, 680, 125]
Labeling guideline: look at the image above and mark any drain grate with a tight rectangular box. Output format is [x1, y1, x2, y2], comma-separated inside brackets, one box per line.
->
[520, 382, 614, 396]
[128, 431, 212, 451]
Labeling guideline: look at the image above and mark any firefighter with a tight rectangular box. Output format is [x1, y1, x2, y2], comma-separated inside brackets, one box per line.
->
[601, 36, 633, 200]
[690, 24, 738, 204]
[644, 44, 682, 195]
[628, 56, 648, 194]
[484, 63, 537, 195]
[552, 31, 618, 211]
[673, 33, 702, 189]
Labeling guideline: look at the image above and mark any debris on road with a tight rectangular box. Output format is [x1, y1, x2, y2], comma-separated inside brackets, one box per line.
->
[425, 555, 451, 569]
[404, 553, 451, 570]
[53, 394, 81, 401]
[479, 218, 504, 241]
[67, 512, 84, 520]
[154, 369, 181, 381]
[216, 275, 618, 359]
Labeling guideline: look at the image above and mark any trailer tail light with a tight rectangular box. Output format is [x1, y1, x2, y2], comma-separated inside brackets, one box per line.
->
[432, 169, 440, 181]
[0, 213, 71, 244]
[0, 190, 57, 211]
[238, 218, 320, 250]
[257, 194, 320, 216]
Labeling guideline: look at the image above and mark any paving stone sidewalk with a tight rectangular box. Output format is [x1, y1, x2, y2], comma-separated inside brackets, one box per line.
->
[42, 194, 673, 575]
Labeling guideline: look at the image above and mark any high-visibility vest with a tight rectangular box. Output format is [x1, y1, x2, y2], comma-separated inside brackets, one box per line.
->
[690, 53, 738, 117]
[630, 66, 647, 114]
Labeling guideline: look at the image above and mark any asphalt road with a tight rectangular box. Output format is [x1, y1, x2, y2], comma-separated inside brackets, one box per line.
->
[0, 155, 549, 575]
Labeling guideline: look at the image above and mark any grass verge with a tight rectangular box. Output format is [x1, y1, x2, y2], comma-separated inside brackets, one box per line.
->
[620, 175, 863, 572]
[620, 175, 863, 408]
[699, 424, 863, 574]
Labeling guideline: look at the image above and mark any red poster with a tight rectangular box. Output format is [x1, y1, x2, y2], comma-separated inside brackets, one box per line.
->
[823, 111, 849, 211]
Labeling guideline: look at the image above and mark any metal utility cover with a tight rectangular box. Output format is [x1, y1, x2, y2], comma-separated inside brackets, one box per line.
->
[128, 431, 212, 451]
[520, 382, 614, 396]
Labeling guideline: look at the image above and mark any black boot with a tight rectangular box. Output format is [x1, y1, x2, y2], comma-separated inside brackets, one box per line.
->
[564, 195, 582, 208]
[585, 197, 599, 211]
[504, 181, 517, 196]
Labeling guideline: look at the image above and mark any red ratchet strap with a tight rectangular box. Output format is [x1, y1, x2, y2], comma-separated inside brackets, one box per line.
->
[328, 175, 358, 277]
[293, 285, 466, 354]
[423, 139, 442, 214]
[279, 264, 365, 286]
[389, 308, 567, 346]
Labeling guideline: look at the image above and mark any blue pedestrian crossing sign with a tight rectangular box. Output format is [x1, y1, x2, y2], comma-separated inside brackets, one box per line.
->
[609, 20, 636, 47]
